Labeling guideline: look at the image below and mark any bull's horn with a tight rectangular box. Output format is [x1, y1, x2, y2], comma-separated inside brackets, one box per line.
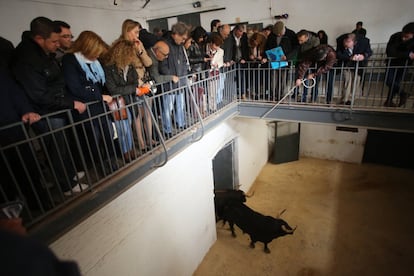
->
[281, 225, 296, 234]
[276, 209, 286, 218]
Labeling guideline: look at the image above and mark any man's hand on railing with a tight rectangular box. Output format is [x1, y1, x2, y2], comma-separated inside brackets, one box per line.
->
[74, 100, 86, 114]
[409, 51, 414, 60]
[21, 112, 40, 125]
[172, 76, 179, 83]
[352, 54, 365, 61]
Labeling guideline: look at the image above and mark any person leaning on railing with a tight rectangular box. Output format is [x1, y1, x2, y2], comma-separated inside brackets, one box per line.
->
[62, 30, 118, 175]
[295, 45, 337, 96]
[102, 40, 143, 162]
[12, 16, 88, 199]
[159, 22, 191, 138]
[336, 33, 372, 105]
[206, 33, 224, 112]
[0, 69, 42, 211]
[384, 22, 414, 107]
[186, 26, 211, 118]
[115, 19, 154, 150]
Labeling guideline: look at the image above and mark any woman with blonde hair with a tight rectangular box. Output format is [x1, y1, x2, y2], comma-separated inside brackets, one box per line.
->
[103, 40, 144, 162]
[62, 30, 117, 173]
[115, 19, 154, 150]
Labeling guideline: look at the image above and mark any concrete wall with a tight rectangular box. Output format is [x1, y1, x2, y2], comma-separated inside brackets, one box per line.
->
[300, 124, 367, 163]
[267, 121, 366, 163]
[50, 117, 268, 276]
[1, 0, 413, 46]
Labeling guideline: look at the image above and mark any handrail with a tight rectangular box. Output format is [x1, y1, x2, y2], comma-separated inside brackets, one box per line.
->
[142, 95, 168, 168]
[186, 80, 205, 143]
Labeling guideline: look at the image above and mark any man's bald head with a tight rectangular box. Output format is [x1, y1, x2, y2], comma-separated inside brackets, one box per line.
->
[218, 24, 230, 39]
[152, 40, 170, 61]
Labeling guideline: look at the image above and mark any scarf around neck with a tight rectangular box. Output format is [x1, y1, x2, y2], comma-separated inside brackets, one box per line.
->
[74, 52, 105, 84]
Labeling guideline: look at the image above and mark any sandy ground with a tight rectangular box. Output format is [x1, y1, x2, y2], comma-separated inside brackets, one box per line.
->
[194, 157, 414, 276]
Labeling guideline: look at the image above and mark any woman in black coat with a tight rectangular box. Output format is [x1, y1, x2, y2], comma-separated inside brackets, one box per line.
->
[62, 31, 117, 174]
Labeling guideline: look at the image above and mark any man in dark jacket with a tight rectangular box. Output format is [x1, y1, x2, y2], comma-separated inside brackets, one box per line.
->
[222, 24, 249, 98]
[227, 24, 249, 64]
[0, 68, 43, 210]
[384, 22, 414, 107]
[266, 21, 298, 58]
[336, 33, 372, 104]
[264, 21, 296, 100]
[138, 23, 159, 50]
[159, 22, 190, 137]
[0, 36, 14, 72]
[12, 17, 85, 115]
[11, 17, 87, 195]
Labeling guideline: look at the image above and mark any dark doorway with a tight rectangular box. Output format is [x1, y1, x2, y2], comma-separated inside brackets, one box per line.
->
[212, 140, 237, 190]
[363, 129, 414, 170]
[271, 122, 300, 164]
[177, 13, 201, 28]
[147, 18, 168, 35]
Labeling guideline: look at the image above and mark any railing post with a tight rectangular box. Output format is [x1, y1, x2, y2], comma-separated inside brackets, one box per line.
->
[350, 61, 360, 109]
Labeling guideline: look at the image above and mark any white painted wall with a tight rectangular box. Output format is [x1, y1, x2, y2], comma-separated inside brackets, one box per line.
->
[0, 0, 148, 46]
[1, 0, 413, 46]
[50, 117, 268, 276]
[299, 124, 367, 163]
[148, 0, 414, 45]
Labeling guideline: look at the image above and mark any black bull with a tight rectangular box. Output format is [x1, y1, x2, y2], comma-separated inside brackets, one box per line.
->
[222, 202, 296, 253]
[214, 189, 248, 223]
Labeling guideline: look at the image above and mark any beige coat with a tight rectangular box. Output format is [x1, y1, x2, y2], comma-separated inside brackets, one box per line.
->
[135, 44, 152, 86]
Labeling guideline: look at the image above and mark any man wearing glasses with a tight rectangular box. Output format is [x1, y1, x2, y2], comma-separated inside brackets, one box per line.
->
[54, 20, 73, 62]
[159, 22, 190, 138]
[148, 40, 179, 84]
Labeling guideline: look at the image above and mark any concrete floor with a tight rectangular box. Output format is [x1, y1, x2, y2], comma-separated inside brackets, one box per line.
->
[194, 157, 414, 276]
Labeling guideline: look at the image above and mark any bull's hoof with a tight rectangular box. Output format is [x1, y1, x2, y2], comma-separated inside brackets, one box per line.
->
[264, 248, 271, 254]
[249, 242, 255, 249]
[231, 232, 237, 238]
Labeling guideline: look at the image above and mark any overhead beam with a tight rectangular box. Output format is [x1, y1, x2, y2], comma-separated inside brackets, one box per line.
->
[238, 103, 414, 133]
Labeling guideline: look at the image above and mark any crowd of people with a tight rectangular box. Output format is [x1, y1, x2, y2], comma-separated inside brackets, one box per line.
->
[0, 16, 413, 212]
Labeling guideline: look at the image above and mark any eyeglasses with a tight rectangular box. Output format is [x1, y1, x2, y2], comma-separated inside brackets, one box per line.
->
[158, 50, 169, 58]
[61, 34, 74, 39]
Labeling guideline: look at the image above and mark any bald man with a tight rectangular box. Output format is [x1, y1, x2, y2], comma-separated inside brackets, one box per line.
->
[218, 24, 230, 40]
[148, 40, 179, 84]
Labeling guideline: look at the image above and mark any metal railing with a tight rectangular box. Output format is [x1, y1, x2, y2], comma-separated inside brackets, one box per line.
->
[0, 66, 239, 227]
[237, 59, 414, 110]
[1, 57, 413, 229]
